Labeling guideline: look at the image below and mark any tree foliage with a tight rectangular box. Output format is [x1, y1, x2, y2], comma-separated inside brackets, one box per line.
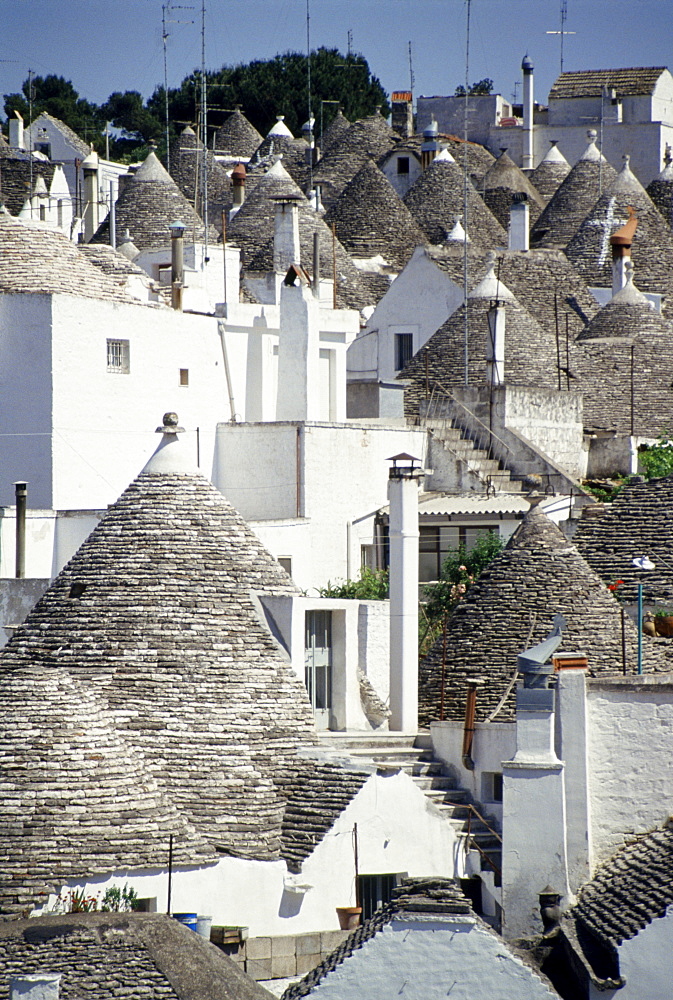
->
[318, 567, 389, 600]
[454, 77, 494, 97]
[639, 436, 673, 479]
[3, 48, 388, 162]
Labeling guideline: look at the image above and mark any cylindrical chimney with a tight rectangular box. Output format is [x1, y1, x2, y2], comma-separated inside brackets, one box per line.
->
[81, 149, 100, 242]
[312, 231, 320, 298]
[14, 481, 27, 579]
[169, 220, 186, 311]
[387, 454, 422, 732]
[109, 179, 117, 249]
[521, 55, 534, 171]
[232, 162, 246, 207]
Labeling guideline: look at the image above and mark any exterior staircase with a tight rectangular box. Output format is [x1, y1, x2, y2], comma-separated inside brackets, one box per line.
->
[427, 420, 524, 494]
[318, 732, 502, 883]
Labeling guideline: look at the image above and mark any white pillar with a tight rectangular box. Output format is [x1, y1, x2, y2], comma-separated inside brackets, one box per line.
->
[82, 150, 100, 242]
[276, 276, 321, 421]
[273, 200, 301, 273]
[555, 666, 592, 892]
[508, 199, 529, 251]
[501, 683, 570, 939]
[388, 467, 420, 733]
[521, 55, 534, 171]
[486, 305, 506, 386]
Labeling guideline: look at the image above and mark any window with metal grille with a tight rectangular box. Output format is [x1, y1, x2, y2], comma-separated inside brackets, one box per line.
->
[395, 332, 414, 371]
[106, 339, 130, 373]
[357, 873, 402, 920]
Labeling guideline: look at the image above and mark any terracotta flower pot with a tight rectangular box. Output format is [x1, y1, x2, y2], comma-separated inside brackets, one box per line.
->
[336, 906, 362, 930]
[654, 615, 673, 637]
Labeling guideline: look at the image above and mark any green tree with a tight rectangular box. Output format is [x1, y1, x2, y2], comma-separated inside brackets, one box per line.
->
[3, 74, 105, 148]
[454, 77, 494, 97]
[639, 436, 673, 479]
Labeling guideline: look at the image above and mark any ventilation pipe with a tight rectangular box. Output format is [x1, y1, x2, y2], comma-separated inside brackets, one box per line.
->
[312, 231, 320, 298]
[387, 454, 424, 732]
[10, 975, 61, 1000]
[230, 162, 246, 219]
[14, 481, 27, 579]
[462, 678, 483, 769]
[273, 196, 302, 273]
[486, 304, 506, 385]
[169, 220, 186, 311]
[521, 54, 534, 171]
[109, 180, 117, 249]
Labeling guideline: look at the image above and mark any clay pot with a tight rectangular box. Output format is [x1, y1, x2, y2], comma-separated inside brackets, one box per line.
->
[336, 906, 362, 930]
[654, 615, 673, 637]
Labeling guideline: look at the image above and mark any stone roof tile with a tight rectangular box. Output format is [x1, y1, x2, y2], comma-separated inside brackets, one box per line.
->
[311, 113, 401, 209]
[530, 143, 571, 203]
[215, 109, 264, 158]
[482, 150, 545, 228]
[0, 156, 57, 215]
[549, 67, 668, 100]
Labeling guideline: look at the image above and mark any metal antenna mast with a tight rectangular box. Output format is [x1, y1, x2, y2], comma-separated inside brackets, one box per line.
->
[200, 0, 208, 260]
[307, 0, 313, 191]
[27, 68, 34, 218]
[463, 0, 471, 387]
[408, 41, 415, 95]
[546, 0, 575, 75]
[162, 2, 194, 173]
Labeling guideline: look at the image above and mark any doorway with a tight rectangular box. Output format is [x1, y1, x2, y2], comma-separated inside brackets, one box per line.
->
[305, 610, 333, 729]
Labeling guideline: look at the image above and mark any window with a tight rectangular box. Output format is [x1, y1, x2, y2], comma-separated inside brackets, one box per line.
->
[35, 142, 51, 158]
[481, 771, 503, 803]
[179, 368, 189, 386]
[106, 339, 130, 373]
[419, 525, 496, 582]
[396, 156, 410, 175]
[39, 205, 46, 221]
[357, 874, 403, 920]
[395, 332, 414, 371]
[361, 544, 375, 570]
[278, 556, 292, 577]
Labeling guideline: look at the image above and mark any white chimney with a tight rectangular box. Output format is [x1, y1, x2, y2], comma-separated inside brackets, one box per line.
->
[508, 195, 530, 251]
[486, 304, 506, 385]
[9, 111, 25, 150]
[275, 266, 321, 421]
[521, 54, 534, 171]
[273, 198, 301, 273]
[387, 454, 422, 733]
[11, 974, 61, 1000]
[610, 206, 637, 297]
[81, 149, 100, 241]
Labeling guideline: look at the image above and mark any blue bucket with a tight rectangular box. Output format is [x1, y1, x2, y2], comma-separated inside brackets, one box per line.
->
[173, 912, 198, 932]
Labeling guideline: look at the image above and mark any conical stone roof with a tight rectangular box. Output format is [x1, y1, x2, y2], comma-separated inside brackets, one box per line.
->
[530, 134, 618, 249]
[324, 158, 428, 270]
[402, 154, 507, 248]
[312, 112, 400, 209]
[319, 109, 350, 157]
[646, 156, 673, 231]
[169, 126, 231, 226]
[574, 475, 673, 603]
[248, 121, 310, 189]
[0, 666, 207, 914]
[530, 142, 571, 203]
[214, 109, 263, 157]
[570, 269, 673, 434]
[0, 453, 321, 899]
[0, 209, 135, 302]
[227, 160, 375, 309]
[399, 259, 560, 414]
[482, 149, 545, 228]
[418, 507, 667, 727]
[564, 157, 673, 300]
[91, 151, 208, 251]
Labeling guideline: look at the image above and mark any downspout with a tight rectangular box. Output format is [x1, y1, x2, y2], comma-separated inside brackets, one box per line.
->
[462, 678, 481, 769]
[14, 481, 27, 579]
[217, 320, 237, 421]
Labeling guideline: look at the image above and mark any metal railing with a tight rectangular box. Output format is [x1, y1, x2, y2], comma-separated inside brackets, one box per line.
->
[464, 804, 503, 879]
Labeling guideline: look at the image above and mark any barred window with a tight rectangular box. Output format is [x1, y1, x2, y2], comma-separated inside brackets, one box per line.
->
[107, 339, 130, 373]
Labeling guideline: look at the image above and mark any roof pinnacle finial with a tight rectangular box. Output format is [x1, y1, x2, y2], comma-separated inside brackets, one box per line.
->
[155, 411, 185, 435]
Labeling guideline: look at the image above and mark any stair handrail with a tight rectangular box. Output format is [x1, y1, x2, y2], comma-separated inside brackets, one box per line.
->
[465, 805, 502, 879]
[424, 381, 520, 475]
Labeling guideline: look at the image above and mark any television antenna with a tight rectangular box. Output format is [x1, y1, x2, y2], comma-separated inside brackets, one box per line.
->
[162, 2, 194, 174]
[408, 41, 415, 95]
[546, 0, 576, 75]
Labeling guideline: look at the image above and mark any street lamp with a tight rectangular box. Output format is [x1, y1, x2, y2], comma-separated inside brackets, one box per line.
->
[632, 556, 655, 674]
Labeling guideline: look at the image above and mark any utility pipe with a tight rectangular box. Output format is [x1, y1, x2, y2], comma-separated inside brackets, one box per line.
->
[462, 679, 479, 769]
[14, 481, 27, 579]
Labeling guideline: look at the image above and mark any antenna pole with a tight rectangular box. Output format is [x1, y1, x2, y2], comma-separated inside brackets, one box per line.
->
[463, 0, 471, 387]
[163, 3, 171, 173]
[201, 0, 208, 260]
[307, 0, 313, 190]
[28, 68, 34, 219]
[408, 41, 415, 95]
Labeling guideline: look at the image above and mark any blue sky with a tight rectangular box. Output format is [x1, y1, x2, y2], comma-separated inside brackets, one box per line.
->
[1, 0, 670, 121]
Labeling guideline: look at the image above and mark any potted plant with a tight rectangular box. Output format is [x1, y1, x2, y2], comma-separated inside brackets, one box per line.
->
[336, 823, 362, 930]
[653, 606, 673, 637]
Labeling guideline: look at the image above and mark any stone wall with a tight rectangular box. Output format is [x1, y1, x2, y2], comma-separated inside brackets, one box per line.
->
[222, 929, 349, 982]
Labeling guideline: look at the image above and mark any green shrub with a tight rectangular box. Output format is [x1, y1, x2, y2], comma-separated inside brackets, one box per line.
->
[318, 567, 389, 600]
[639, 437, 673, 479]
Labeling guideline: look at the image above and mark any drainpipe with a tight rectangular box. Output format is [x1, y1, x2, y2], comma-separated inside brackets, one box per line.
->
[14, 481, 27, 579]
[387, 453, 424, 732]
[109, 179, 116, 249]
[312, 231, 320, 298]
[462, 678, 482, 769]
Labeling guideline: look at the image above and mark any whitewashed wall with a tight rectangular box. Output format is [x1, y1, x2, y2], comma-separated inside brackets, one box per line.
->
[603, 906, 673, 1000]
[40, 771, 456, 938]
[586, 678, 673, 865]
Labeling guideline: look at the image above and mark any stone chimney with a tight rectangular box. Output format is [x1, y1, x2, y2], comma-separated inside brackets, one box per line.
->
[521, 54, 534, 171]
[610, 205, 637, 296]
[508, 192, 530, 251]
[391, 91, 414, 138]
[387, 454, 423, 732]
[273, 196, 301, 273]
[229, 162, 246, 220]
[9, 110, 25, 150]
[81, 148, 100, 242]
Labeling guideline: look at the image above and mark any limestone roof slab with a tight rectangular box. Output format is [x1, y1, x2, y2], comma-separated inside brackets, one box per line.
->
[311, 113, 401, 210]
[0, 157, 57, 214]
[215, 109, 264, 158]
[530, 144, 571, 203]
[549, 67, 668, 100]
